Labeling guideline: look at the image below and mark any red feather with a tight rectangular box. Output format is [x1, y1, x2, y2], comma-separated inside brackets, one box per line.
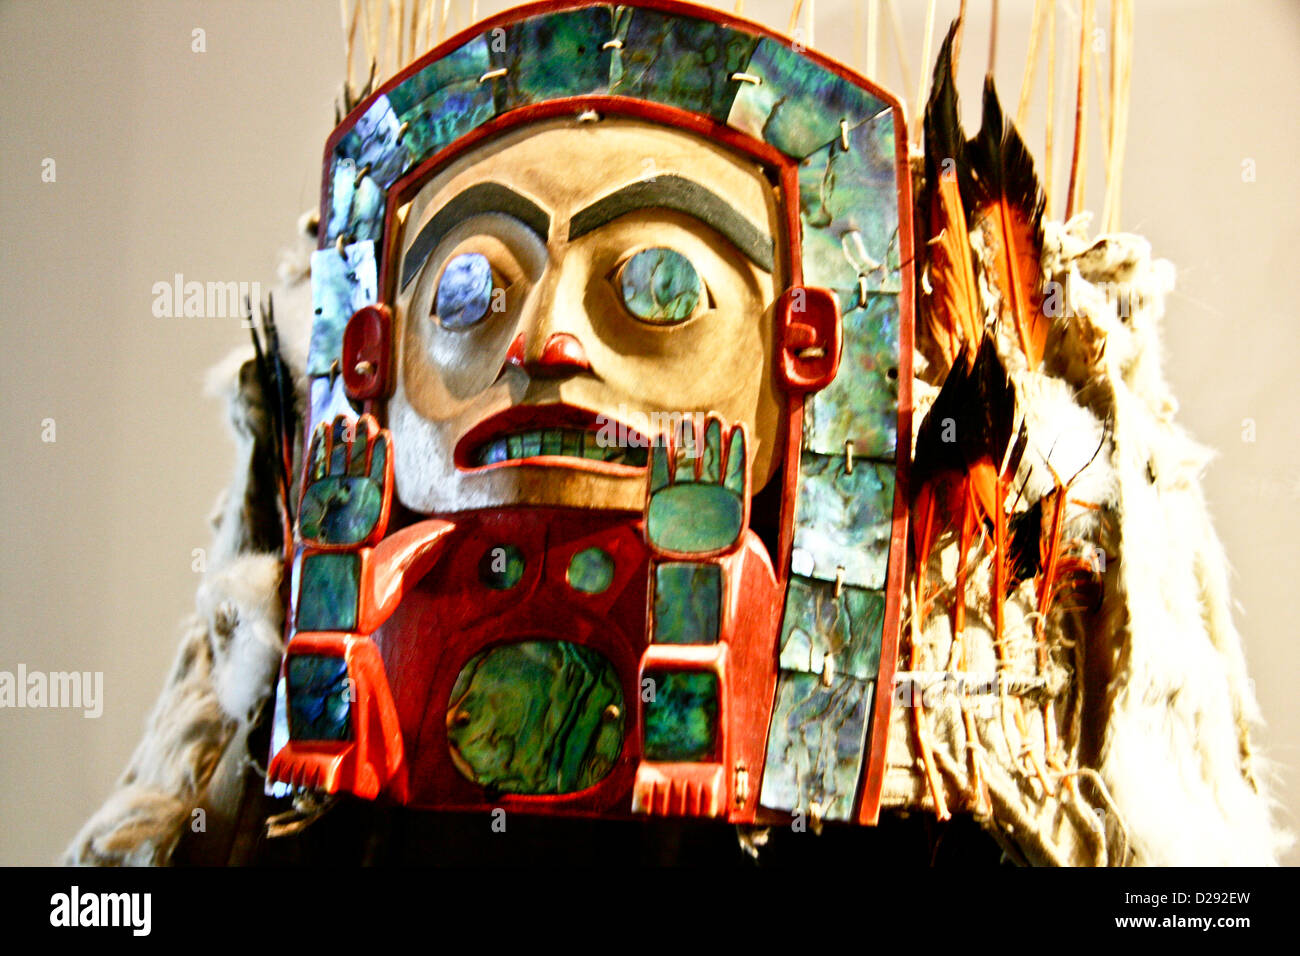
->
[969, 77, 1049, 370]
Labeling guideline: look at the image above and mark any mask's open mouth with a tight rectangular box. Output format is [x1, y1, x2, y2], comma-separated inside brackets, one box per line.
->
[455, 404, 650, 474]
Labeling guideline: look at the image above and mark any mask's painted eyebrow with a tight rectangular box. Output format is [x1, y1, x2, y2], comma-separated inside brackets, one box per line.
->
[400, 182, 550, 291]
[567, 174, 775, 273]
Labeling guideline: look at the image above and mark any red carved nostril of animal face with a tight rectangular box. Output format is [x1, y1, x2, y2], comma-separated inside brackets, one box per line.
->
[507, 331, 592, 378]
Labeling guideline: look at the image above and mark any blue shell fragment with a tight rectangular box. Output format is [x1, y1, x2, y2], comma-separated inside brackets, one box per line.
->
[436, 252, 495, 328]
[326, 158, 386, 246]
[335, 95, 410, 190]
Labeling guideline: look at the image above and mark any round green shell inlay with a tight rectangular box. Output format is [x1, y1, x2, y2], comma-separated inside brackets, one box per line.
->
[567, 546, 616, 594]
[447, 640, 625, 795]
[618, 247, 703, 323]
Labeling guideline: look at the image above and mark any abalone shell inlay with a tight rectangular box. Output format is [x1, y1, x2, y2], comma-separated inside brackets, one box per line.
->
[642, 670, 719, 762]
[792, 451, 895, 590]
[619, 247, 702, 323]
[296, 552, 360, 632]
[759, 671, 875, 821]
[447, 641, 624, 794]
[436, 251, 494, 329]
[568, 546, 616, 594]
[778, 574, 884, 681]
[287, 654, 352, 742]
[653, 562, 720, 644]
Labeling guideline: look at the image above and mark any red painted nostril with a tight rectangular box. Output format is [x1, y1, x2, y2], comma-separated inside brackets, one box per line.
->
[506, 333, 526, 369]
[536, 332, 591, 373]
[502, 332, 592, 378]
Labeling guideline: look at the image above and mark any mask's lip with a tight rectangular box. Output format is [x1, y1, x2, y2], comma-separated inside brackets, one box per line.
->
[454, 402, 651, 475]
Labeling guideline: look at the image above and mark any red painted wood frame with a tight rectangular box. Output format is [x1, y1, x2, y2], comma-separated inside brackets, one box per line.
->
[314, 0, 915, 828]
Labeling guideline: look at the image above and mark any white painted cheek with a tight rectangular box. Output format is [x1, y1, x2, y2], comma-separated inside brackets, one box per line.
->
[388, 381, 460, 514]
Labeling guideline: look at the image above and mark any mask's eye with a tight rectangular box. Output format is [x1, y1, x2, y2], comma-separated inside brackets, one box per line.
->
[434, 252, 495, 329]
[617, 247, 704, 325]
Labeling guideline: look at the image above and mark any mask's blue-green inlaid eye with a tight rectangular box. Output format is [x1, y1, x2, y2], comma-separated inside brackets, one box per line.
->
[435, 252, 494, 329]
[618, 247, 703, 324]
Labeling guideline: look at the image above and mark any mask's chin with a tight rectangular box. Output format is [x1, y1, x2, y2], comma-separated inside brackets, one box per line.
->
[388, 381, 648, 516]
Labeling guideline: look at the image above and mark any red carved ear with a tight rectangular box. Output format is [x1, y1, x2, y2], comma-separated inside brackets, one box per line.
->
[343, 304, 392, 402]
[776, 286, 841, 394]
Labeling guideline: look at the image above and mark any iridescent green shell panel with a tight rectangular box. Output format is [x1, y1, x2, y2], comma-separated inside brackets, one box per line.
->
[490, 7, 615, 108]
[323, 38, 496, 248]
[307, 241, 377, 378]
[447, 640, 624, 794]
[792, 452, 895, 590]
[803, 293, 900, 459]
[759, 672, 875, 821]
[778, 575, 885, 682]
[610, 6, 758, 121]
[299, 476, 383, 545]
[653, 562, 720, 645]
[642, 670, 719, 762]
[296, 552, 359, 632]
[287, 654, 352, 742]
[728, 37, 886, 159]
[799, 110, 901, 302]
[646, 483, 744, 555]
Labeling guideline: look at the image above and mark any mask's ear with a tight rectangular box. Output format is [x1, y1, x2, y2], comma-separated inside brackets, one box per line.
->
[343, 304, 392, 402]
[776, 286, 841, 393]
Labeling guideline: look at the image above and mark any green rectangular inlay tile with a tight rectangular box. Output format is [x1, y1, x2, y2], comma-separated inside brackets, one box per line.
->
[653, 562, 720, 645]
[643, 670, 719, 762]
[491, 8, 614, 109]
[610, 7, 758, 121]
[296, 552, 360, 632]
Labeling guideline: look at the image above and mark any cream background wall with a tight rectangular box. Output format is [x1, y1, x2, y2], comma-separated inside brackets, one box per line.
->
[1, 0, 1295, 865]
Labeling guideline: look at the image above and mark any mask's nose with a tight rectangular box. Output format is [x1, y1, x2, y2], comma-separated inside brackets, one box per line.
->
[506, 331, 592, 378]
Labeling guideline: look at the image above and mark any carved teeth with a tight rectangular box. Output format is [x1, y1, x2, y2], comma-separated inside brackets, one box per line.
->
[476, 429, 649, 468]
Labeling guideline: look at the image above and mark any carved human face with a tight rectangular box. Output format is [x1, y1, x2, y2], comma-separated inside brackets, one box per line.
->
[389, 116, 785, 515]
